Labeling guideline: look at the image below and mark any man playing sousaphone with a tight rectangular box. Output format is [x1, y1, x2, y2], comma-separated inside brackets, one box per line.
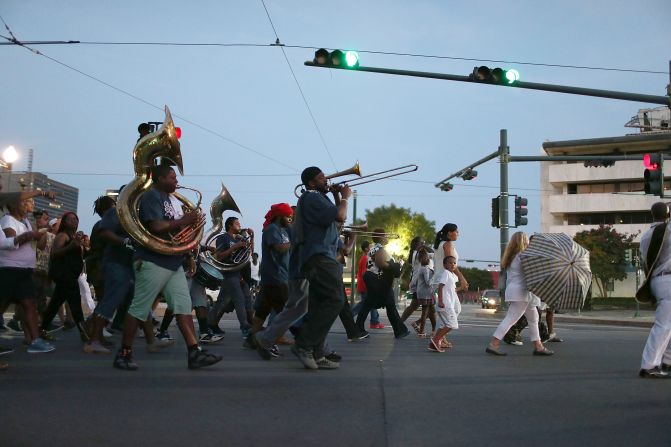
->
[113, 163, 222, 370]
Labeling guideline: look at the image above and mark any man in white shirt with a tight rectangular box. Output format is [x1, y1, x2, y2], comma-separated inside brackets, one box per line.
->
[639, 202, 671, 378]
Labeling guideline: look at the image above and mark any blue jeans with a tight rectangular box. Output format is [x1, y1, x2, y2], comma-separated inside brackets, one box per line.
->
[352, 292, 380, 324]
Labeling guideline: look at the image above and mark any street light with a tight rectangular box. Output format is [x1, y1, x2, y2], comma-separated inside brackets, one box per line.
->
[2, 145, 19, 192]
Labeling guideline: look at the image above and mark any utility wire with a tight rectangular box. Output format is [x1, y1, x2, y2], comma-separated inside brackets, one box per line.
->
[259, 0, 338, 172]
[2, 35, 666, 75]
[0, 22, 298, 172]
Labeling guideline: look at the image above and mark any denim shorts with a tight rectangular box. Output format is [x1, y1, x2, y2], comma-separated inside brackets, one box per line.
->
[94, 261, 134, 321]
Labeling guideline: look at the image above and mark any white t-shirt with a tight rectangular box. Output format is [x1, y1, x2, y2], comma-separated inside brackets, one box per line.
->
[250, 260, 260, 282]
[432, 270, 459, 307]
[0, 215, 36, 268]
[431, 241, 459, 284]
[169, 194, 185, 220]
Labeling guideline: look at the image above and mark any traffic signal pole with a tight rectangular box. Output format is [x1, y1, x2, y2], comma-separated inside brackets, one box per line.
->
[304, 62, 671, 106]
[499, 130, 509, 260]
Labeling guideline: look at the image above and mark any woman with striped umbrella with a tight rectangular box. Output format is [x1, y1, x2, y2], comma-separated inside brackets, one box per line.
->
[486, 232, 554, 356]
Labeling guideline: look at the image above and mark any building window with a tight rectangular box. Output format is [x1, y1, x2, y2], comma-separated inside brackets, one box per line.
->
[567, 184, 577, 194]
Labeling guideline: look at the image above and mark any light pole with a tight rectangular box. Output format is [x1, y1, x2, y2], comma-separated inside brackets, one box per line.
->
[2, 145, 19, 192]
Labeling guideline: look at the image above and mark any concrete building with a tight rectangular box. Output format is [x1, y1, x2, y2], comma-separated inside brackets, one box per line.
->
[540, 129, 671, 297]
[0, 170, 79, 218]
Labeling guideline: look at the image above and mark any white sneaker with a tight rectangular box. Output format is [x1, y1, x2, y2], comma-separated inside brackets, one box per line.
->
[147, 338, 174, 353]
[83, 341, 111, 354]
[510, 340, 523, 346]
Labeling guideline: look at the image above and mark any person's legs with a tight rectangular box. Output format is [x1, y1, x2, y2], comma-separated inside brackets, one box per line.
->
[641, 294, 671, 370]
[339, 287, 364, 339]
[295, 256, 344, 355]
[384, 291, 408, 337]
[418, 304, 429, 335]
[400, 295, 419, 322]
[490, 301, 529, 348]
[220, 277, 251, 336]
[256, 279, 308, 351]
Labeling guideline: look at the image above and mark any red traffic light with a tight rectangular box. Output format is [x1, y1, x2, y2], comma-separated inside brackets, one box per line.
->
[644, 153, 660, 169]
[175, 127, 182, 139]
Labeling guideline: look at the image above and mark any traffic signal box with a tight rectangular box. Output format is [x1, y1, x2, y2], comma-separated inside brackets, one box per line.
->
[313, 49, 360, 69]
[644, 153, 664, 197]
[469, 66, 520, 85]
[514, 196, 528, 227]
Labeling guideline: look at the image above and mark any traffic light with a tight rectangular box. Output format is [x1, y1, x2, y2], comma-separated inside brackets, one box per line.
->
[439, 182, 454, 192]
[583, 160, 615, 167]
[643, 153, 664, 196]
[470, 66, 520, 85]
[491, 197, 500, 228]
[624, 249, 632, 263]
[461, 169, 477, 180]
[313, 48, 360, 68]
[514, 196, 528, 226]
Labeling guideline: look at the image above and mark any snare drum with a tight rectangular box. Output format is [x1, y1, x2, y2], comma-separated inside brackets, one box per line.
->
[194, 261, 223, 290]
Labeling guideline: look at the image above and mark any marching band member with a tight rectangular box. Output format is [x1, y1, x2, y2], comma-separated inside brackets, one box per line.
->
[208, 216, 254, 339]
[290, 166, 350, 370]
[113, 164, 222, 370]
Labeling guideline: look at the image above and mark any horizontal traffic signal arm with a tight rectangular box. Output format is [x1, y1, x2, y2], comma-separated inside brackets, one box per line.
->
[305, 61, 671, 106]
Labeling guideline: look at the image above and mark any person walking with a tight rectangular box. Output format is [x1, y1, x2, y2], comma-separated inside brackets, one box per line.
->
[638, 202, 671, 378]
[486, 231, 553, 357]
[290, 166, 350, 370]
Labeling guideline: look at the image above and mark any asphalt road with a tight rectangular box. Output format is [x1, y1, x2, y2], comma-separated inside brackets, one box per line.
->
[1, 304, 670, 447]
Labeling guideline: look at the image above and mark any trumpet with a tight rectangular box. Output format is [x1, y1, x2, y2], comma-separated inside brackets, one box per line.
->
[294, 162, 418, 198]
[340, 224, 399, 239]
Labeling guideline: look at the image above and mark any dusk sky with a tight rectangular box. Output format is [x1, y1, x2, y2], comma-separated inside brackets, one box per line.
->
[1, 1, 669, 264]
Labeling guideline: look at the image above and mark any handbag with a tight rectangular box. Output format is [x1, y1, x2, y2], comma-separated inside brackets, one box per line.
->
[636, 223, 668, 304]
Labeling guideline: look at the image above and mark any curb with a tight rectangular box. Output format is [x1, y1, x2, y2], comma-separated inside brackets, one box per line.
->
[474, 311, 653, 329]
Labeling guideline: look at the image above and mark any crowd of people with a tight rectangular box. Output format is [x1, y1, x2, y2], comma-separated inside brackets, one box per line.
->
[1, 158, 669, 377]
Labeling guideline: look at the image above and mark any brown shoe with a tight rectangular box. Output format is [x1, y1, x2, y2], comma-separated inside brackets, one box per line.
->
[276, 335, 294, 345]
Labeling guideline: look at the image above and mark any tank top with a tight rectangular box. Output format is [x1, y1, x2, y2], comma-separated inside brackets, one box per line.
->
[431, 241, 459, 284]
[50, 234, 84, 282]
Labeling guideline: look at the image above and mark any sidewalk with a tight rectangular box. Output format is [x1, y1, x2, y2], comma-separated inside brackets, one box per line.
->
[471, 305, 655, 328]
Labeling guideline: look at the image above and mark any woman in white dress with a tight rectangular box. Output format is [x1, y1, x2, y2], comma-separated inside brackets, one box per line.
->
[432, 223, 468, 289]
[486, 231, 553, 356]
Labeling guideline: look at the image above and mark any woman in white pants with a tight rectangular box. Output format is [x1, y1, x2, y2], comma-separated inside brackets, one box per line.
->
[486, 232, 553, 356]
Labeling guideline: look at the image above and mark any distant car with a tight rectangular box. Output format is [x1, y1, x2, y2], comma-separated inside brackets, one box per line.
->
[481, 289, 501, 309]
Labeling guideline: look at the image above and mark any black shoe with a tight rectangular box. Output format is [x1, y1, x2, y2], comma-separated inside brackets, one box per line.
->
[113, 351, 139, 371]
[395, 330, 410, 339]
[348, 331, 370, 342]
[639, 367, 669, 378]
[242, 336, 257, 350]
[485, 345, 507, 356]
[209, 325, 226, 336]
[188, 348, 223, 370]
[326, 351, 342, 362]
[533, 348, 554, 356]
[269, 345, 281, 358]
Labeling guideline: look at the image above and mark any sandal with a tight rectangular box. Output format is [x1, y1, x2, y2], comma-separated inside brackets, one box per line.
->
[533, 347, 555, 356]
[417, 333, 429, 338]
[411, 321, 420, 334]
[440, 340, 453, 349]
[429, 339, 445, 353]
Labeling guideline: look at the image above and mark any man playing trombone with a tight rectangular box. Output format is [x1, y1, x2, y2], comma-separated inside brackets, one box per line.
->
[291, 166, 351, 370]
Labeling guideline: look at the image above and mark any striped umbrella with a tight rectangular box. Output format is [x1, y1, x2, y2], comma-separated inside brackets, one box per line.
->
[519, 233, 592, 310]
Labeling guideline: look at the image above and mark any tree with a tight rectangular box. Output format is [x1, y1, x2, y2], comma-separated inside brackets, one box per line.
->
[458, 267, 495, 291]
[356, 204, 435, 259]
[573, 225, 638, 299]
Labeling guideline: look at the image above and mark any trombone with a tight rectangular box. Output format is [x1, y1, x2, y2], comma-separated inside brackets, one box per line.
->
[294, 162, 418, 198]
[340, 224, 399, 239]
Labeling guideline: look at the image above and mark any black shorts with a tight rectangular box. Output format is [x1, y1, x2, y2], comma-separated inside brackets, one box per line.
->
[0, 267, 36, 302]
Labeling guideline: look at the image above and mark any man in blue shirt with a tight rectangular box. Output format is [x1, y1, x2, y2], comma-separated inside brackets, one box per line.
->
[290, 166, 351, 370]
[248, 203, 293, 349]
[209, 216, 254, 338]
[113, 164, 222, 371]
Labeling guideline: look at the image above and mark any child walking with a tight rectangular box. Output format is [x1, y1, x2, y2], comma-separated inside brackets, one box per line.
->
[429, 256, 463, 353]
[410, 250, 435, 338]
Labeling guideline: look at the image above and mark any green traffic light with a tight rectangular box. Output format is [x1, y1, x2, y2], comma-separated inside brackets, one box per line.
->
[505, 69, 520, 84]
[345, 51, 359, 68]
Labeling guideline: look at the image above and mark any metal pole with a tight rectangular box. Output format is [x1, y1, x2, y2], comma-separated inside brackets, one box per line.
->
[305, 62, 671, 106]
[634, 256, 640, 318]
[349, 190, 358, 306]
[497, 130, 509, 313]
[499, 129, 509, 259]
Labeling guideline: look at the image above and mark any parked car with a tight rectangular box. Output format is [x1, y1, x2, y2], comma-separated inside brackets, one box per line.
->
[480, 289, 501, 309]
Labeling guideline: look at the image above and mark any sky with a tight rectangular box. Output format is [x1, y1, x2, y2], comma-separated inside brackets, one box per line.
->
[1, 0, 669, 266]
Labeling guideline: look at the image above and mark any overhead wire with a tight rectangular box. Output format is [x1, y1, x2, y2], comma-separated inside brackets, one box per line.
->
[1, 36, 665, 75]
[258, 0, 338, 172]
[0, 20, 298, 173]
